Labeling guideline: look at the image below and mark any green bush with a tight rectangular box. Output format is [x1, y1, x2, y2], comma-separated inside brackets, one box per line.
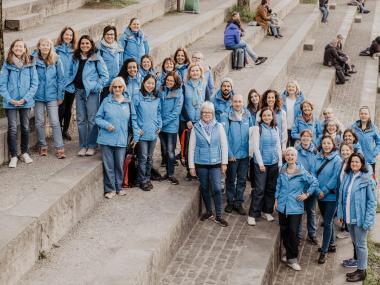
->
[364, 238, 380, 285]
[226, 4, 256, 23]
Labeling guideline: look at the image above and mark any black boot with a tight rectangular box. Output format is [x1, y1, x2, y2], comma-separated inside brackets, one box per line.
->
[346, 269, 366, 282]
[318, 253, 326, 264]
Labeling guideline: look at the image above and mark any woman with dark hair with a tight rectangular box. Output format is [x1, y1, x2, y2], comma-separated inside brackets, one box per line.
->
[133, 74, 162, 191]
[159, 71, 183, 184]
[337, 152, 376, 282]
[157, 57, 176, 90]
[257, 89, 287, 150]
[118, 58, 142, 101]
[316, 135, 342, 264]
[256, 0, 283, 38]
[343, 128, 362, 154]
[351, 106, 380, 172]
[248, 107, 282, 226]
[0, 39, 38, 168]
[98, 25, 123, 103]
[247, 89, 261, 125]
[139, 54, 157, 78]
[173, 47, 191, 82]
[119, 17, 149, 63]
[56, 26, 77, 140]
[66, 35, 109, 157]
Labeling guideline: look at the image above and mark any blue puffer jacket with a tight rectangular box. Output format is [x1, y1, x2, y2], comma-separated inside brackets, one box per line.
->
[295, 142, 317, 175]
[55, 43, 74, 84]
[66, 52, 109, 96]
[0, 61, 38, 109]
[33, 54, 65, 102]
[275, 163, 319, 215]
[248, 107, 259, 126]
[126, 74, 142, 101]
[224, 22, 240, 47]
[315, 151, 342, 201]
[193, 122, 223, 165]
[352, 120, 380, 164]
[119, 27, 149, 63]
[160, 87, 184, 134]
[280, 90, 305, 123]
[181, 79, 207, 123]
[221, 108, 253, 159]
[98, 41, 123, 87]
[211, 89, 234, 122]
[133, 92, 162, 142]
[95, 94, 138, 147]
[337, 171, 377, 230]
[291, 115, 323, 145]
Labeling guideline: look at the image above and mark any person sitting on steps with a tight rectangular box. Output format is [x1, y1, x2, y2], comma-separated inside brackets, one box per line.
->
[256, 0, 283, 38]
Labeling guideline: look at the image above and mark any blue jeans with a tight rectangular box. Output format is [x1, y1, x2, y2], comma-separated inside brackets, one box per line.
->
[347, 224, 368, 270]
[6, 108, 30, 157]
[75, 89, 99, 148]
[268, 22, 279, 36]
[297, 194, 317, 240]
[136, 139, 157, 184]
[320, 5, 329, 22]
[318, 200, 337, 253]
[226, 157, 249, 207]
[249, 163, 279, 218]
[35, 101, 64, 149]
[196, 166, 222, 216]
[159, 132, 177, 176]
[101, 145, 126, 193]
[226, 40, 258, 62]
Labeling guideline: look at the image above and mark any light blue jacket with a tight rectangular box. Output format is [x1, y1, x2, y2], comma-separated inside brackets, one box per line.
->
[193, 122, 222, 165]
[204, 68, 214, 99]
[33, 54, 65, 102]
[275, 163, 319, 215]
[95, 94, 138, 147]
[175, 64, 188, 82]
[211, 89, 234, 122]
[181, 79, 208, 123]
[337, 171, 377, 230]
[291, 115, 323, 145]
[66, 52, 109, 96]
[55, 43, 74, 85]
[119, 27, 149, 63]
[97, 41, 124, 87]
[221, 108, 253, 160]
[295, 142, 317, 176]
[126, 74, 142, 101]
[139, 66, 156, 79]
[160, 87, 184, 134]
[315, 151, 342, 201]
[133, 92, 162, 142]
[280, 90, 305, 122]
[0, 61, 38, 109]
[352, 120, 380, 164]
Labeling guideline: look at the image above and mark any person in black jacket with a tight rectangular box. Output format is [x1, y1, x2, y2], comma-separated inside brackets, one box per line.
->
[336, 34, 357, 75]
[369, 36, 380, 56]
[323, 39, 346, 68]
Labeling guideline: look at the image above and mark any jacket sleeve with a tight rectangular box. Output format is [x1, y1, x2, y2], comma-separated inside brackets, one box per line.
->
[233, 29, 241, 45]
[275, 172, 282, 199]
[95, 57, 109, 92]
[221, 116, 233, 159]
[162, 91, 184, 127]
[132, 101, 141, 143]
[0, 64, 11, 104]
[157, 98, 162, 130]
[119, 32, 127, 52]
[56, 58, 65, 101]
[291, 119, 300, 140]
[95, 102, 112, 130]
[143, 38, 150, 55]
[372, 126, 380, 157]
[188, 129, 196, 169]
[219, 124, 229, 165]
[363, 179, 377, 230]
[281, 110, 287, 150]
[305, 172, 319, 196]
[249, 126, 255, 157]
[321, 158, 342, 194]
[252, 126, 264, 167]
[23, 65, 39, 103]
[130, 102, 139, 141]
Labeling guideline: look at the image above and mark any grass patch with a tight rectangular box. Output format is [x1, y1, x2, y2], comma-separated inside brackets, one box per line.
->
[226, 4, 256, 23]
[84, 0, 137, 9]
[376, 203, 380, 213]
[364, 237, 380, 285]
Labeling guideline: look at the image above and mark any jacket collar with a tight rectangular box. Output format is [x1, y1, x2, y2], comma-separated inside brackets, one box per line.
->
[279, 163, 304, 177]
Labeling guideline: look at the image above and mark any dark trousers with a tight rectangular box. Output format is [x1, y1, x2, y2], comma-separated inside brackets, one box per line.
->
[6, 108, 30, 157]
[249, 158, 255, 189]
[287, 129, 296, 147]
[159, 132, 177, 176]
[279, 212, 302, 262]
[249, 162, 279, 218]
[59, 91, 75, 134]
[318, 200, 337, 253]
[226, 157, 249, 207]
[196, 166, 222, 216]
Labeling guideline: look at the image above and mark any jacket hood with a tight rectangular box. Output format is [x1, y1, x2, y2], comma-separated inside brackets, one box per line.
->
[317, 150, 339, 160]
[279, 163, 305, 176]
[55, 43, 74, 53]
[215, 89, 234, 102]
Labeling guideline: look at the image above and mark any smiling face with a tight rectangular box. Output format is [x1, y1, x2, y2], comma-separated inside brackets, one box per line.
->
[344, 131, 355, 144]
[302, 103, 312, 116]
[165, 75, 175, 89]
[129, 19, 140, 32]
[164, 59, 174, 72]
[350, 156, 362, 173]
[12, 41, 26, 58]
[127, 62, 138, 77]
[141, 57, 152, 71]
[262, 109, 273, 125]
[232, 95, 243, 112]
[63, 29, 73, 44]
[326, 122, 337, 134]
[189, 66, 201, 80]
[286, 83, 297, 95]
[221, 82, 232, 96]
[300, 132, 312, 149]
[251, 93, 260, 105]
[176, 51, 186, 64]
[266, 92, 276, 108]
[39, 40, 51, 56]
[104, 29, 116, 44]
[322, 137, 334, 154]
[144, 77, 156, 93]
[112, 81, 125, 96]
[359, 108, 370, 123]
[80, 39, 92, 54]
[201, 108, 213, 123]
[285, 150, 297, 164]
[340, 145, 353, 161]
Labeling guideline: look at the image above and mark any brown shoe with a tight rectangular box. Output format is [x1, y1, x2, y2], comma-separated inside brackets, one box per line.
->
[39, 147, 48, 156]
[56, 149, 66, 159]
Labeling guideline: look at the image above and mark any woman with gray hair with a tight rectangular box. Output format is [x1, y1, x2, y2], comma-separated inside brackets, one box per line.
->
[188, 101, 229, 227]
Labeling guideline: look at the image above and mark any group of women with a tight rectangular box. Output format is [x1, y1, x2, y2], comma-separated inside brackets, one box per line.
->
[0, 14, 377, 283]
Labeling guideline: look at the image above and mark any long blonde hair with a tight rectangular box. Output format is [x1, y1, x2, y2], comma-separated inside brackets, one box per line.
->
[37, 38, 58, 65]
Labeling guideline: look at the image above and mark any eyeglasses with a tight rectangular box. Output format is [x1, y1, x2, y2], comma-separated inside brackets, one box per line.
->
[113, 86, 123, 89]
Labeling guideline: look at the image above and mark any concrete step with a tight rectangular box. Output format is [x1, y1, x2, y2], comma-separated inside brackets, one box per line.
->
[5, 13, 43, 31]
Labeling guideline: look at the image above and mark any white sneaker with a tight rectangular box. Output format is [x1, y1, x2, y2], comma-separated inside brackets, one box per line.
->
[247, 216, 256, 226]
[104, 192, 116, 199]
[118, 190, 127, 196]
[85, 148, 96, 156]
[262, 213, 275, 222]
[78, 148, 87, 157]
[287, 262, 301, 271]
[8, 157, 18, 168]
[281, 255, 287, 263]
[21, 153, 33, 164]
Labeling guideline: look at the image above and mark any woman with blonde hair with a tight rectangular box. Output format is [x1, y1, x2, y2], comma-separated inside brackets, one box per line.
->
[33, 38, 66, 158]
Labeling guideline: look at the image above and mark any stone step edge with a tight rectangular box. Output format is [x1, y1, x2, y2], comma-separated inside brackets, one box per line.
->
[0, 158, 103, 285]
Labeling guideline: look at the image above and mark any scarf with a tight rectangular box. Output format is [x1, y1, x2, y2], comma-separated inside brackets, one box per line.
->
[13, 55, 24, 69]
[189, 79, 204, 107]
[200, 119, 217, 138]
[100, 39, 121, 54]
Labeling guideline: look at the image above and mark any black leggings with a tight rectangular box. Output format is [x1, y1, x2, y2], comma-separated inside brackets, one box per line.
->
[59, 91, 75, 134]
